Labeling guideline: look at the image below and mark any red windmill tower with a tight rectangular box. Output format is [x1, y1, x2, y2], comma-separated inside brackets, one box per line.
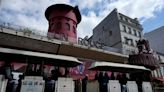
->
[45, 4, 81, 43]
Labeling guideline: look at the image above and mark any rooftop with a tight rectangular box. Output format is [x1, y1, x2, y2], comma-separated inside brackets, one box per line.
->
[45, 4, 81, 24]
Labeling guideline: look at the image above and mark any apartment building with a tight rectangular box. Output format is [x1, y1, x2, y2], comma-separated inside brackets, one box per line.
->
[144, 26, 164, 79]
[92, 9, 143, 55]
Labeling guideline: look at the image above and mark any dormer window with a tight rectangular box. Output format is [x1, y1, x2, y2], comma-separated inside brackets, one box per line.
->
[125, 18, 128, 22]
[120, 16, 123, 20]
[128, 27, 131, 34]
[123, 25, 126, 32]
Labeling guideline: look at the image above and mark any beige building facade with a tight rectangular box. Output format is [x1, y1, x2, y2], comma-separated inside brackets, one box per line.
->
[92, 9, 143, 55]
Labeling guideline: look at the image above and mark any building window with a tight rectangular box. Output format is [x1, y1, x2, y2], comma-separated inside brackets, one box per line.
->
[128, 20, 131, 23]
[73, 26, 76, 33]
[120, 16, 123, 20]
[138, 31, 141, 38]
[55, 22, 61, 30]
[133, 29, 137, 36]
[135, 40, 138, 47]
[102, 26, 105, 31]
[50, 23, 55, 30]
[66, 18, 70, 21]
[128, 27, 131, 34]
[65, 23, 70, 30]
[124, 37, 128, 44]
[123, 25, 126, 32]
[125, 18, 128, 22]
[158, 55, 161, 61]
[109, 31, 112, 36]
[129, 39, 134, 46]
[124, 37, 134, 46]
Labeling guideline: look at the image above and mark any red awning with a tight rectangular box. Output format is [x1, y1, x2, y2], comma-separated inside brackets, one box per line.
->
[129, 54, 159, 70]
[153, 77, 164, 83]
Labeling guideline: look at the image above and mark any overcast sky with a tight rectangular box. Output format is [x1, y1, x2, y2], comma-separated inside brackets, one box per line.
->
[0, 0, 164, 38]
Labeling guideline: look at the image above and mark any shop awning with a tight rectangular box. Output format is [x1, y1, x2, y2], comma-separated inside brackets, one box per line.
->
[0, 47, 82, 67]
[89, 61, 150, 73]
[153, 77, 164, 83]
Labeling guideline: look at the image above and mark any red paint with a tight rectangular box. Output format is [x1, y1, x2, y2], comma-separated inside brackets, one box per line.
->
[45, 4, 81, 43]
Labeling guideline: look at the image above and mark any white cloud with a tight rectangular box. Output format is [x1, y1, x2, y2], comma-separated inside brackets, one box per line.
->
[77, 11, 103, 38]
[104, 0, 164, 22]
[75, 0, 102, 9]
[0, 0, 71, 30]
[0, 0, 164, 38]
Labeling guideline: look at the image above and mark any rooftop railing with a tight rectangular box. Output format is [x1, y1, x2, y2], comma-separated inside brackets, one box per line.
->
[0, 21, 135, 55]
[0, 22, 47, 36]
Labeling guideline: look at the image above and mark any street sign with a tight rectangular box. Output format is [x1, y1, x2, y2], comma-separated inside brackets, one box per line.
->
[0, 75, 8, 92]
[108, 80, 121, 92]
[55, 78, 74, 92]
[20, 76, 45, 92]
[127, 81, 138, 92]
[142, 82, 153, 92]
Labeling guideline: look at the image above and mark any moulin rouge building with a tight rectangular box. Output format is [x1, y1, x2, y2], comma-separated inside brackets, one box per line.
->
[0, 3, 160, 89]
[0, 4, 128, 80]
[45, 4, 81, 43]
